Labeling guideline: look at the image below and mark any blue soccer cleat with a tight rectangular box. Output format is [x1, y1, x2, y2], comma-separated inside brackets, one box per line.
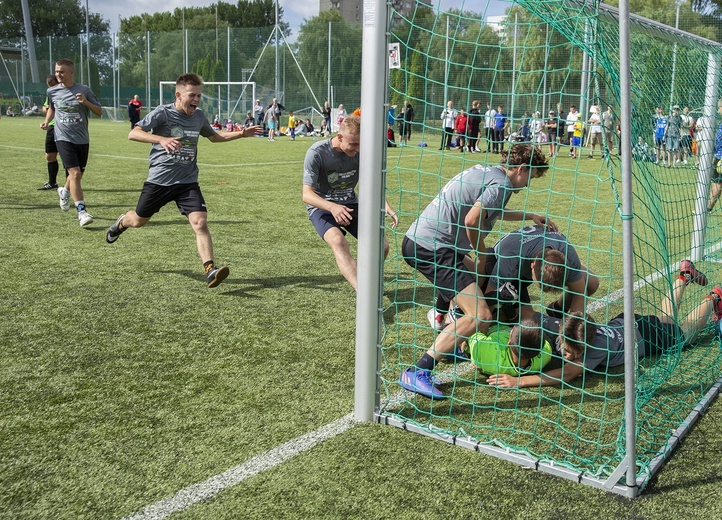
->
[399, 367, 446, 399]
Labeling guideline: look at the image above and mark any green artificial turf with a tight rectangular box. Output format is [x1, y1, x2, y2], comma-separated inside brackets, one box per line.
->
[1, 117, 721, 519]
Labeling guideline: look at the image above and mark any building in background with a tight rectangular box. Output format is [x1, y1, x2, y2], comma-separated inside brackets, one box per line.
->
[320, 0, 433, 23]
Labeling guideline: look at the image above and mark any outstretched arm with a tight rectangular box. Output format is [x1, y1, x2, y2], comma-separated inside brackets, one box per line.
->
[486, 362, 584, 388]
[207, 125, 263, 143]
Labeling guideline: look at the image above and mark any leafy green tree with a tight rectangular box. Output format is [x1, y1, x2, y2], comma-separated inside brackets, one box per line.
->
[296, 11, 362, 109]
[0, 0, 108, 39]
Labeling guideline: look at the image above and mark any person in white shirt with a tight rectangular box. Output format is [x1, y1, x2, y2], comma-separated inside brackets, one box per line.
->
[439, 100, 458, 150]
[587, 106, 603, 158]
[565, 106, 579, 156]
[483, 102, 497, 152]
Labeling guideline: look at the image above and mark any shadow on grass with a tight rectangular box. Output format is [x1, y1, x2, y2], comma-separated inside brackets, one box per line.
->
[152, 269, 346, 296]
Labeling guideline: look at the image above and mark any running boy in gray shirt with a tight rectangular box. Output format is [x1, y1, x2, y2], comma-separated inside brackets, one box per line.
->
[105, 73, 262, 288]
[41, 58, 101, 227]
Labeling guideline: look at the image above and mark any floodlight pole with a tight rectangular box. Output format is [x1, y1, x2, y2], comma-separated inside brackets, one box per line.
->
[619, 0, 638, 498]
[355, 0, 387, 422]
[20, 0, 39, 82]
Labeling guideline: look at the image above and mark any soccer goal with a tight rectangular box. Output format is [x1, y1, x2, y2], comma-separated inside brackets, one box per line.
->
[159, 81, 256, 123]
[354, 0, 722, 498]
[101, 106, 126, 123]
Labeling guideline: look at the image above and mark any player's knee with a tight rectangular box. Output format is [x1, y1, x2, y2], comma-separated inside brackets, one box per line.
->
[586, 274, 600, 295]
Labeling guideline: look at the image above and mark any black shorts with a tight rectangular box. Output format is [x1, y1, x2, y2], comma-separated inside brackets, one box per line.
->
[135, 182, 207, 219]
[401, 236, 476, 301]
[622, 314, 683, 357]
[481, 249, 532, 320]
[55, 141, 89, 171]
[45, 126, 57, 154]
[309, 203, 359, 239]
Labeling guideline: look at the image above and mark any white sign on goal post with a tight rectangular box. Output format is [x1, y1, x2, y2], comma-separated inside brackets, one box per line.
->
[159, 81, 256, 121]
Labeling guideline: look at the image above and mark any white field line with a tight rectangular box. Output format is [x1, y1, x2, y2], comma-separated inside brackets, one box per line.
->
[122, 414, 358, 520]
[122, 246, 722, 518]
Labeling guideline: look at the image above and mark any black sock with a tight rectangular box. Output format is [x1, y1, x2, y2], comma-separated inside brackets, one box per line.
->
[203, 260, 215, 274]
[48, 161, 59, 185]
[416, 353, 437, 371]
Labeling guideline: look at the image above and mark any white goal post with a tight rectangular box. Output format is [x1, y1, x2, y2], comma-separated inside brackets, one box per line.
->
[159, 81, 256, 123]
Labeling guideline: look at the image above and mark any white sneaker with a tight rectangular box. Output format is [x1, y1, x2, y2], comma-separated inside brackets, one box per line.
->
[676, 159, 681, 164]
[684, 159, 688, 165]
[78, 210, 94, 227]
[426, 308, 446, 330]
[58, 187, 71, 211]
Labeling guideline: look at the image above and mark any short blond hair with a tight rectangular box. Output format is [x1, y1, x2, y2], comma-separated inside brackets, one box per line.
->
[340, 114, 360, 135]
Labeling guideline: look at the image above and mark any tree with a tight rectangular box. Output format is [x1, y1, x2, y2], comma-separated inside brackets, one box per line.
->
[296, 10, 362, 109]
[0, 0, 109, 40]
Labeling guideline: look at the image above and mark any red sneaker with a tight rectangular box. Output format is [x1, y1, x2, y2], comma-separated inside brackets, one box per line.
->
[679, 259, 708, 286]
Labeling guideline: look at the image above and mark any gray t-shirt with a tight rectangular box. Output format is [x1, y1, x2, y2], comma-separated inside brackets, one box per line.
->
[405, 165, 514, 252]
[303, 139, 360, 216]
[47, 83, 99, 144]
[666, 114, 682, 138]
[489, 226, 583, 291]
[540, 313, 641, 371]
[137, 104, 215, 186]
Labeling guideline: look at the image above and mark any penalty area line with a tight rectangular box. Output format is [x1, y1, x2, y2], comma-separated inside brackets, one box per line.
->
[122, 414, 358, 520]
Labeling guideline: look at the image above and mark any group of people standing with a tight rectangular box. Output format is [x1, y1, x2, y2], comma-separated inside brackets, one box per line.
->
[435, 101, 621, 160]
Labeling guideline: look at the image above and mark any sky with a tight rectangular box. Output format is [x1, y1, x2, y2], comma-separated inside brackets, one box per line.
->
[90, 0, 508, 38]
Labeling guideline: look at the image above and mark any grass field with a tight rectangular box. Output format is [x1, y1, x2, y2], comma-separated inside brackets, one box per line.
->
[2, 117, 722, 519]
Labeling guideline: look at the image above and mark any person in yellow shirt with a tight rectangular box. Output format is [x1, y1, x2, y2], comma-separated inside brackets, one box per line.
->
[570, 121, 583, 159]
[288, 111, 296, 140]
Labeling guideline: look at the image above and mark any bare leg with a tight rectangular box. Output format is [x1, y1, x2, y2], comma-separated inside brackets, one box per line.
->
[659, 277, 686, 323]
[322, 227, 357, 290]
[679, 298, 714, 343]
[187, 211, 214, 264]
[119, 210, 151, 229]
[709, 182, 722, 211]
[424, 281, 493, 360]
[66, 166, 84, 203]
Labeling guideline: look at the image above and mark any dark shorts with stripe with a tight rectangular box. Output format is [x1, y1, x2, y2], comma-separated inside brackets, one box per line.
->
[55, 141, 89, 171]
[135, 182, 207, 219]
[623, 314, 683, 357]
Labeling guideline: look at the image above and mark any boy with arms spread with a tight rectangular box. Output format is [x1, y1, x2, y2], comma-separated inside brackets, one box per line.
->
[488, 260, 719, 388]
[105, 73, 262, 288]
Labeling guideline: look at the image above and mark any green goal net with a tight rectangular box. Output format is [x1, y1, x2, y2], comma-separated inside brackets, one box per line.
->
[380, 0, 722, 496]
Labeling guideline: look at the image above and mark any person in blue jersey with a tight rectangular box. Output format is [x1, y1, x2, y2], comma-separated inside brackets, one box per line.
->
[104, 73, 262, 288]
[653, 105, 668, 166]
